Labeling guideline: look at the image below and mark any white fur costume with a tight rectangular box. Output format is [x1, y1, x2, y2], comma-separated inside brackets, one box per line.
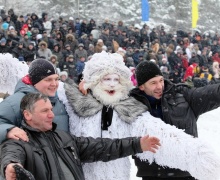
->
[57, 52, 220, 180]
[0, 53, 29, 102]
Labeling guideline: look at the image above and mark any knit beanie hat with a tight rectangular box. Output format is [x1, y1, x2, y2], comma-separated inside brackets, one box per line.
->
[135, 61, 163, 86]
[29, 59, 57, 85]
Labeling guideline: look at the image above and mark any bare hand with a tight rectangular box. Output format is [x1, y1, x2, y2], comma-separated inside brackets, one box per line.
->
[7, 127, 29, 142]
[79, 80, 88, 95]
[5, 163, 22, 180]
[140, 135, 161, 153]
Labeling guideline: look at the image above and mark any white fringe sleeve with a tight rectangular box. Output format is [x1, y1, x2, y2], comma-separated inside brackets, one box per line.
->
[131, 111, 220, 180]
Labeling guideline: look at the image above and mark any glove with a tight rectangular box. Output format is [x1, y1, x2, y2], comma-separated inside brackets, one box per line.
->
[13, 164, 35, 180]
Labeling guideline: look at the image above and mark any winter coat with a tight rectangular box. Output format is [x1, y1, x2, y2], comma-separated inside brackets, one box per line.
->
[74, 49, 87, 60]
[75, 60, 85, 76]
[183, 63, 197, 81]
[0, 45, 11, 53]
[168, 52, 181, 71]
[65, 34, 79, 52]
[212, 62, 220, 79]
[52, 49, 63, 62]
[0, 79, 69, 144]
[0, 121, 142, 180]
[129, 79, 220, 178]
[37, 41, 52, 60]
[25, 46, 37, 62]
[12, 47, 27, 61]
[68, 61, 77, 80]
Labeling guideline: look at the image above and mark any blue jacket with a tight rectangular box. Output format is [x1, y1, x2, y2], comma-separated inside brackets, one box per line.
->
[76, 61, 85, 76]
[0, 79, 69, 143]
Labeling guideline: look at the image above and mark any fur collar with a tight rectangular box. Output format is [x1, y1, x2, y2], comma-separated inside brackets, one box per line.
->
[64, 83, 148, 124]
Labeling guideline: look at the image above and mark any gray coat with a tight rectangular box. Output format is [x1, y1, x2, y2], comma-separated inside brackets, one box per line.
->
[0, 79, 69, 143]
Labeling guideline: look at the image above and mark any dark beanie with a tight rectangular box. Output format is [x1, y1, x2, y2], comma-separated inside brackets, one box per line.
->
[135, 61, 163, 86]
[29, 59, 57, 85]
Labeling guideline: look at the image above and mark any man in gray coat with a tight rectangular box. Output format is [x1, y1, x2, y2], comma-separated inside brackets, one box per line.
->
[0, 59, 69, 144]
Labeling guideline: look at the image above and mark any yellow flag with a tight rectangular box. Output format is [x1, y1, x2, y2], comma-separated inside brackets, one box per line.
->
[192, 0, 199, 28]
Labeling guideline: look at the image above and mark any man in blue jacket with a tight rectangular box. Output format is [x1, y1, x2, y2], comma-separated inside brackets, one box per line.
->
[0, 59, 69, 144]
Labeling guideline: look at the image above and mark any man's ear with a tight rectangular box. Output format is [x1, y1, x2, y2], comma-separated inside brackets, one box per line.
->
[23, 110, 32, 122]
[139, 85, 144, 91]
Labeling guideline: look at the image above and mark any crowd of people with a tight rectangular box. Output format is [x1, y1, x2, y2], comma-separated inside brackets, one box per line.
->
[1, 8, 220, 180]
[0, 9, 220, 86]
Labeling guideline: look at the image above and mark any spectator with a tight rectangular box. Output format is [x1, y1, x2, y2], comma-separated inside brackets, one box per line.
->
[76, 55, 86, 82]
[12, 42, 27, 61]
[37, 41, 52, 60]
[74, 43, 87, 60]
[65, 33, 78, 53]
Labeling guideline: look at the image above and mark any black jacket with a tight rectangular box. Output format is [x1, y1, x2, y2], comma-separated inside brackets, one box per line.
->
[130, 80, 220, 178]
[1, 122, 142, 180]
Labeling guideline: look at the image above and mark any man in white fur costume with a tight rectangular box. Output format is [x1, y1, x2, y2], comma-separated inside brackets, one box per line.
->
[58, 51, 220, 180]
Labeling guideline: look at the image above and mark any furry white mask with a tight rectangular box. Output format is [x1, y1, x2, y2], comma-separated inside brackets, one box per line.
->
[91, 74, 129, 106]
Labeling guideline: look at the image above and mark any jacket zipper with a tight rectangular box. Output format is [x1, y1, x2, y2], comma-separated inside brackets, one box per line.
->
[44, 132, 64, 180]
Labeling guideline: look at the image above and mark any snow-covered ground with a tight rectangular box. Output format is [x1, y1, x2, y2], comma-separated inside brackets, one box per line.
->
[130, 107, 220, 180]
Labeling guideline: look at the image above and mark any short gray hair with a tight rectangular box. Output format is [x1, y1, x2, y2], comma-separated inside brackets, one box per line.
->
[20, 93, 49, 113]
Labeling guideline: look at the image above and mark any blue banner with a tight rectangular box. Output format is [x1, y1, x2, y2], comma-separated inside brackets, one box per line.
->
[142, 0, 149, 21]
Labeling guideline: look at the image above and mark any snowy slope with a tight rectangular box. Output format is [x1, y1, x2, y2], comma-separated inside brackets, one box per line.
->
[130, 107, 220, 180]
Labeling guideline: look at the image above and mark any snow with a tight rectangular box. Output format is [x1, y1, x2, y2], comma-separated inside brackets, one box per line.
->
[130, 107, 220, 180]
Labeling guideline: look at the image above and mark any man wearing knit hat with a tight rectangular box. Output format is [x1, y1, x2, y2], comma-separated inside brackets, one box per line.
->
[0, 59, 69, 144]
[130, 60, 220, 180]
[58, 51, 220, 180]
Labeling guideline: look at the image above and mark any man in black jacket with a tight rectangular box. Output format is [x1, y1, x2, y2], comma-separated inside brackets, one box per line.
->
[130, 61, 220, 180]
[0, 92, 160, 180]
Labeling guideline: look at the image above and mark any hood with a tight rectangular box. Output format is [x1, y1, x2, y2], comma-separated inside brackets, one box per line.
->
[38, 41, 48, 48]
[66, 33, 75, 41]
[14, 78, 38, 94]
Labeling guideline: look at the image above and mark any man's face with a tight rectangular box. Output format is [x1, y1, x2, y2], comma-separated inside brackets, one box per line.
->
[101, 74, 120, 92]
[24, 99, 54, 132]
[91, 73, 126, 105]
[34, 74, 59, 97]
[139, 76, 164, 99]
